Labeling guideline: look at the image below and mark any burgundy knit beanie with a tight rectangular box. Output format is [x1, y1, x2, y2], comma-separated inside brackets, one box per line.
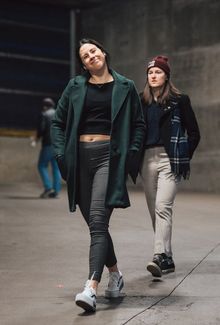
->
[147, 55, 170, 78]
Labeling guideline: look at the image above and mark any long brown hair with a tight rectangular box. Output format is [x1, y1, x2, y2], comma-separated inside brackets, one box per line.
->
[142, 79, 181, 105]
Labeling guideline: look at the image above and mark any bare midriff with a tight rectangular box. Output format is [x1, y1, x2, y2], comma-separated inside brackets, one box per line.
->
[79, 134, 110, 142]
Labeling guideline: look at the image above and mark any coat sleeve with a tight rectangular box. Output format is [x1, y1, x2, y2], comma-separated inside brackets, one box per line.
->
[36, 112, 45, 139]
[179, 94, 200, 159]
[50, 80, 72, 158]
[129, 82, 146, 151]
[127, 82, 146, 183]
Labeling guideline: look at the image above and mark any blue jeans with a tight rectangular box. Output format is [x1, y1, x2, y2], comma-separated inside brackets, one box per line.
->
[38, 145, 61, 193]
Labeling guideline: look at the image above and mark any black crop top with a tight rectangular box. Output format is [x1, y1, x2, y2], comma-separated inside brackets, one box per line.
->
[79, 81, 114, 135]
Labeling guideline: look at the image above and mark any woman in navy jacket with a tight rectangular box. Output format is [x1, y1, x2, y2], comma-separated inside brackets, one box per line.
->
[140, 55, 200, 278]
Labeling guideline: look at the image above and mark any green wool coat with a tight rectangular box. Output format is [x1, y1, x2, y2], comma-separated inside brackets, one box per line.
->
[51, 70, 145, 212]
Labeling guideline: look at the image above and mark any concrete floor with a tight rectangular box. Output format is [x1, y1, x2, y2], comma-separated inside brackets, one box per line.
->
[0, 183, 220, 325]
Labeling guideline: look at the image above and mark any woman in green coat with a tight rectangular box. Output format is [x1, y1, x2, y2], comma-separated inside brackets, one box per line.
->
[51, 38, 145, 312]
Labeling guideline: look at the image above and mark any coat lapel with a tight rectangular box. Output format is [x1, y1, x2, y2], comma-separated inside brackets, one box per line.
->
[69, 70, 130, 124]
[70, 75, 88, 126]
[111, 70, 130, 121]
[160, 99, 178, 119]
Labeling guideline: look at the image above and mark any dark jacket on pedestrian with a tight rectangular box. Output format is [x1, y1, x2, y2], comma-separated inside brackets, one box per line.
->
[141, 94, 200, 159]
[37, 108, 55, 146]
[51, 70, 146, 212]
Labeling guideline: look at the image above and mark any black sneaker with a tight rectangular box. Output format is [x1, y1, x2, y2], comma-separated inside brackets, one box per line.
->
[147, 254, 175, 277]
[39, 189, 53, 198]
[161, 255, 175, 274]
[147, 254, 163, 277]
[48, 191, 59, 198]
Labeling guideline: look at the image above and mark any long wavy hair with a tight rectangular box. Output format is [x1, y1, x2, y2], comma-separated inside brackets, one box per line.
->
[142, 78, 181, 105]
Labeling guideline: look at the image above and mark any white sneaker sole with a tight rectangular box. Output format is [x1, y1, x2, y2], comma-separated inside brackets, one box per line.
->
[75, 293, 96, 312]
[147, 262, 162, 277]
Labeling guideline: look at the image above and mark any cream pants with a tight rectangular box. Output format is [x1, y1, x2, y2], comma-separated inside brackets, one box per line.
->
[140, 147, 180, 257]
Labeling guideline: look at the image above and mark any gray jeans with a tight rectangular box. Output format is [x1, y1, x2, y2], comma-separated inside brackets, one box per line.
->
[140, 147, 180, 257]
[78, 140, 117, 282]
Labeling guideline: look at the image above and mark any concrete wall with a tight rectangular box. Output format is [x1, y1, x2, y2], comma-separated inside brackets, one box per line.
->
[79, 0, 220, 192]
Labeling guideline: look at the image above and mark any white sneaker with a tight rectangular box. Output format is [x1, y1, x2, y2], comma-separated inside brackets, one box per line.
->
[75, 281, 96, 312]
[105, 271, 124, 298]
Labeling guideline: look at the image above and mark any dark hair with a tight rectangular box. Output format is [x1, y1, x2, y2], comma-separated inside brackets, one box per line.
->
[142, 79, 181, 105]
[76, 38, 110, 68]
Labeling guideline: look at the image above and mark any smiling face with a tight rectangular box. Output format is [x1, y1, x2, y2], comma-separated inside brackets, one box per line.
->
[79, 43, 107, 73]
[147, 67, 167, 89]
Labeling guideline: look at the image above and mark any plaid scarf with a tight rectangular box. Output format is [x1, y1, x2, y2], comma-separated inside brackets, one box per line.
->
[169, 103, 190, 179]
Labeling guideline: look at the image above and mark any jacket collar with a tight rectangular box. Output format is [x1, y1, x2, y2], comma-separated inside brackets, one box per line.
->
[160, 98, 179, 118]
[110, 69, 130, 121]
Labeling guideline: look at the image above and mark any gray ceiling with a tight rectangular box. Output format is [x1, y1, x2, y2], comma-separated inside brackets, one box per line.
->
[17, 0, 105, 9]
